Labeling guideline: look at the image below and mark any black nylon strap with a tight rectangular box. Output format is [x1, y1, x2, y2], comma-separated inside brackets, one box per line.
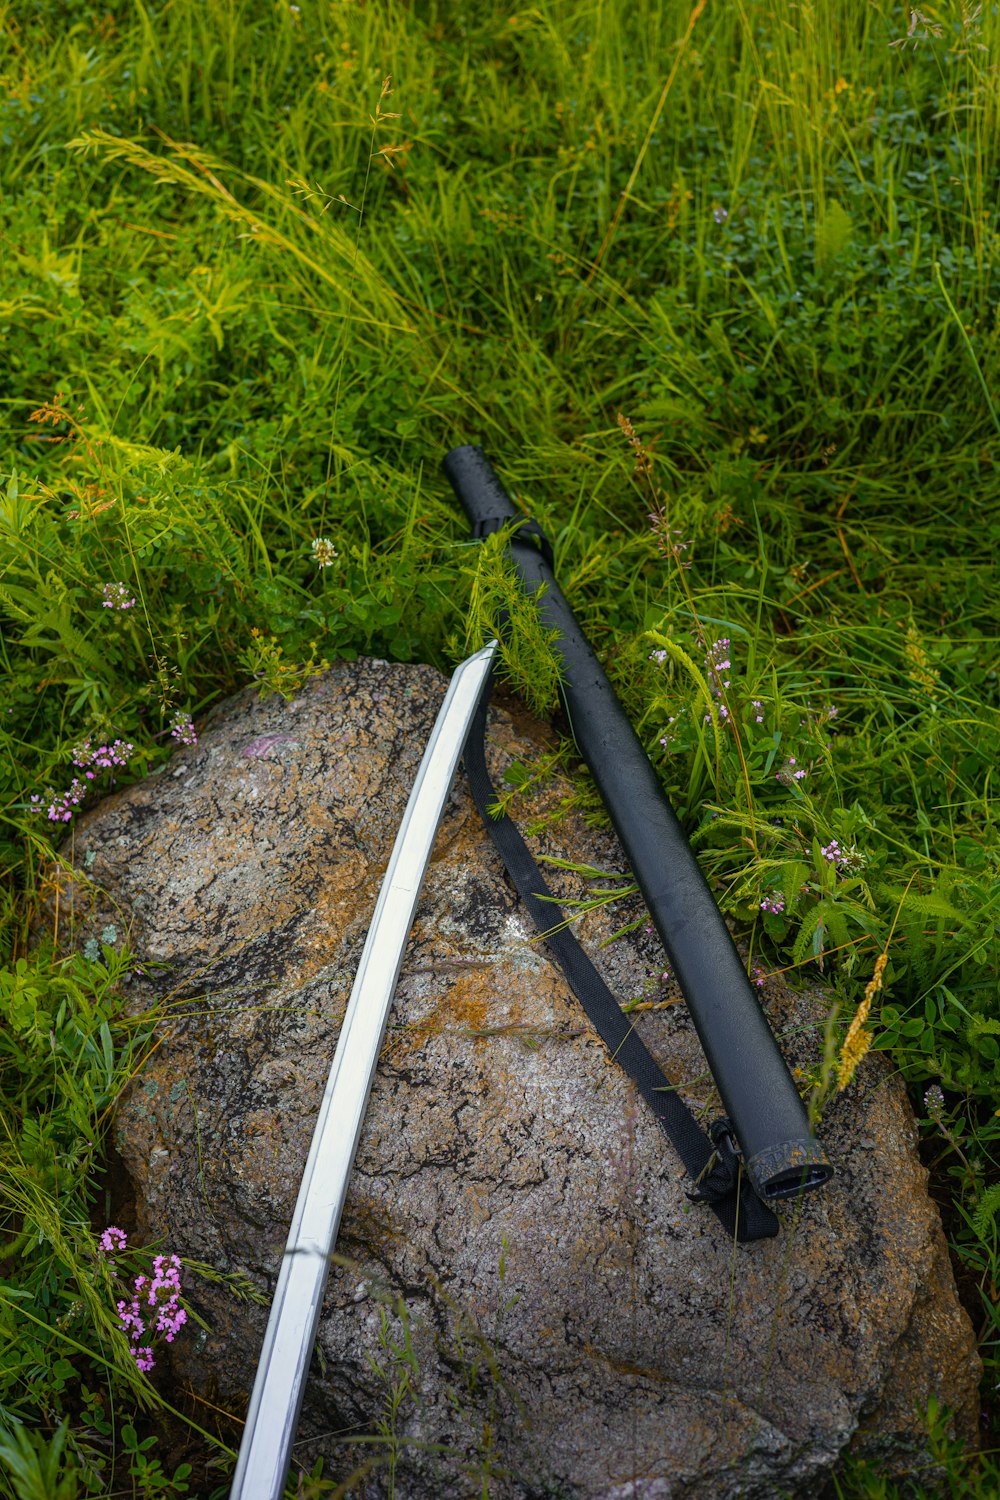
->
[471, 514, 556, 571]
[463, 664, 779, 1243]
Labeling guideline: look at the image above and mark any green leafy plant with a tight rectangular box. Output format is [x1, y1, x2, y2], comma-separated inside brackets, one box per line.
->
[1, 0, 999, 1495]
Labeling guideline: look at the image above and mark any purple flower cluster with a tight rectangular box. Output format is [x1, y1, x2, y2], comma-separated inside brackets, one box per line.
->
[658, 715, 679, 749]
[99, 1226, 127, 1265]
[799, 702, 839, 728]
[776, 756, 807, 788]
[73, 738, 135, 776]
[924, 1084, 945, 1118]
[31, 780, 88, 823]
[760, 891, 786, 914]
[170, 712, 197, 747]
[30, 737, 136, 822]
[102, 581, 136, 610]
[703, 637, 732, 723]
[705, 637, 731, 695]
[100, 1229, 187, 1375]
[821, 839, 846, 867]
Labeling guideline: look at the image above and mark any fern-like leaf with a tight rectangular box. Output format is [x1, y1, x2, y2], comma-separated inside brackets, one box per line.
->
[972, 1182, 1000, 1241]
[967, 1016, 1000, 1039]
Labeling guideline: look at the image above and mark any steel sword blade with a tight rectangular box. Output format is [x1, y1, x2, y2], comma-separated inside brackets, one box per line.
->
[229, 640, 499, 1500]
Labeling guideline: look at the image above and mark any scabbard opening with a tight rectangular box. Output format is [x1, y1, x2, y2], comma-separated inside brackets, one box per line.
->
[746, 1140, 834, 1203]
[760, 1162, 836, 1200]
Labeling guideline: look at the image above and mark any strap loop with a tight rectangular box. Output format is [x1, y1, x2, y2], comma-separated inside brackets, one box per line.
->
[463, 664, 779, 1244]
[472, 514, 555, 571]
[687, 1118, 742, 1205]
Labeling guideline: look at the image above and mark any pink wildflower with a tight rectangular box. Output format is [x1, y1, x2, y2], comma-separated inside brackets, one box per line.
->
[44, 777, 88, 822]
[99, 1226, 128, 1262]
[73, 738, 134, 771]
[659, 714, 680, 749]
[102, 581, 136, 610]
[108, 1242, 188, 1374]
[170, 712, 198, 747]
[776, 757, 807, 788]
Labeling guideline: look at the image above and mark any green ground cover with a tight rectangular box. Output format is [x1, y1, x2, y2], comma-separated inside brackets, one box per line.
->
[1, 0, 998, 1493]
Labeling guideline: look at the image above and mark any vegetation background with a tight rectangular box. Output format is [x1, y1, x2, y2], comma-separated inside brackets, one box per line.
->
[0, 0, 998, 1494]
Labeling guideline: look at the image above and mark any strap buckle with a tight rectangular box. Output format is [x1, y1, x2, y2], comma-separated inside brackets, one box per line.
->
[687, 1117, 742, 1206]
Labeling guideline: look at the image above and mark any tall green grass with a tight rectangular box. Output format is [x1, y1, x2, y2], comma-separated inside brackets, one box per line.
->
[1, 0, 999, 1494]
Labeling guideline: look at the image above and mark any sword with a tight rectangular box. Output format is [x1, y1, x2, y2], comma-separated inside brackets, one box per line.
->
[230, 640, 499, 1500]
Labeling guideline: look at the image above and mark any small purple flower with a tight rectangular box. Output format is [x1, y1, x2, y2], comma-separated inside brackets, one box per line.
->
[102, 582, 136, 611]
[170, 712, 197, 747]
[713, 206, 729, 224]
[44, 777, 88, 822]
[760, 891, 785, 915]
[699, 637, 735, 725]
[648, 511, 693, 567]
[704, 637, 731, 688]
[73, 738, 135, 771]
[659, 714, 679, 749]
[924, 1084, 945, 1118]
[99, 1226, 127, 1266]
[776, 756, 807, 788]
[116, 1295, 146, 1343]
[110, 1244, 187, 1373]
[34, 738, 137, 824]
[820, 839, 859, 872]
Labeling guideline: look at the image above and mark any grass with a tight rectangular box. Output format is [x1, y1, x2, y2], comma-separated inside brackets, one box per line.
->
[1, 0, 999, 1492]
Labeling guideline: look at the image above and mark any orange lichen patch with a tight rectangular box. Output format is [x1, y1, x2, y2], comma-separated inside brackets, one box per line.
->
[389, 954, 583, 1063]
[306, 855, 373, 925]
[378, 971, 501, 1064]
[432, 968, 502, 1033]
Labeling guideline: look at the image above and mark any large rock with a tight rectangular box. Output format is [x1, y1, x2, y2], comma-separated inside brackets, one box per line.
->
[55, 659, 980, 1497]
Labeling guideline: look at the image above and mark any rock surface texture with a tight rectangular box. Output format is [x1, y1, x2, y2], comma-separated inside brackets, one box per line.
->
[55, 659, 980, 1498]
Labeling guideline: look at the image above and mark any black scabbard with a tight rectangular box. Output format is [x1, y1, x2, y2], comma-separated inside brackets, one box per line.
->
[444, 444, 833, 1206]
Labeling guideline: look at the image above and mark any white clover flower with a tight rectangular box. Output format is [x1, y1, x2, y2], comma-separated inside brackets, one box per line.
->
[311, 537, 339, 567]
